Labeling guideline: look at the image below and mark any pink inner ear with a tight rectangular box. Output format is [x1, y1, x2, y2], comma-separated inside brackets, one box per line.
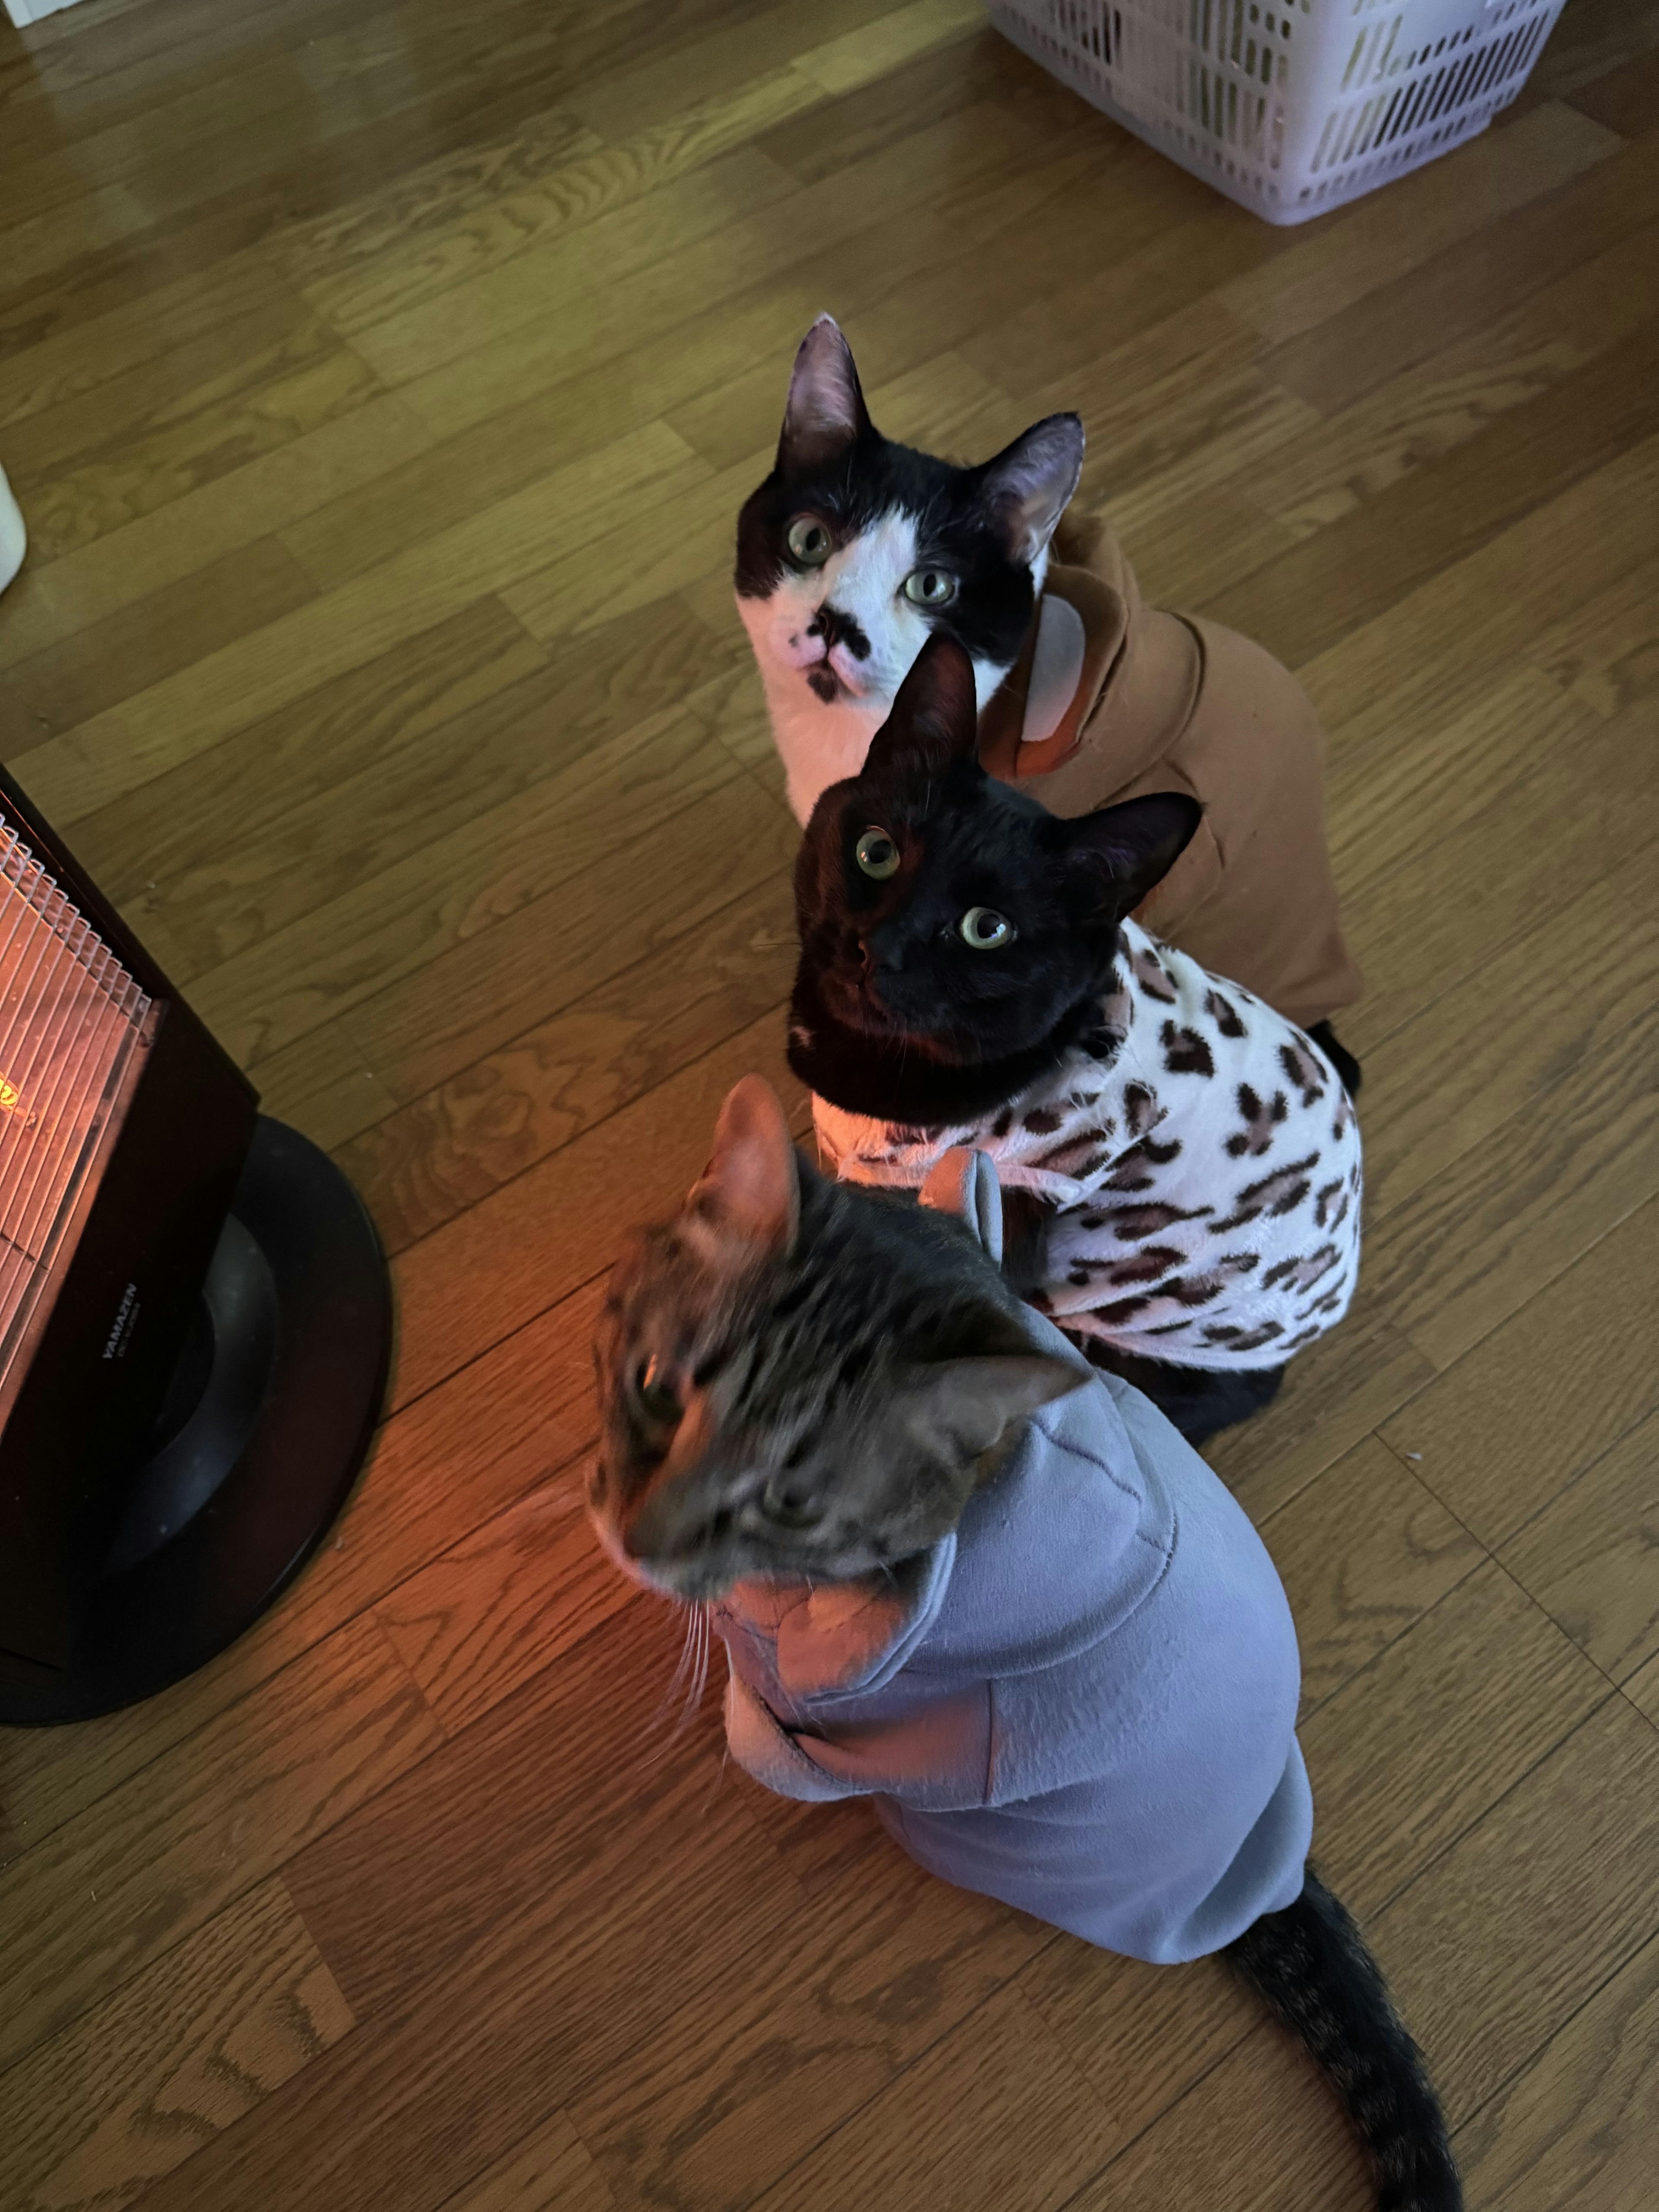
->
[696, 1077, 800, 1254]
[782, 317, 865, 451]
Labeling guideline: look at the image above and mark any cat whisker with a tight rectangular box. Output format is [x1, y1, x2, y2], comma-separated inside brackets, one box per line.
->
[643, 1601, 715, 1766]
[702, 1737, 734, 1811]
[643, 1600, 701, 1742]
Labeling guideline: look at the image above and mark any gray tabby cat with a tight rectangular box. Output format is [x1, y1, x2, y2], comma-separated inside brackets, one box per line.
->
[589, 1078, 1459, 2212]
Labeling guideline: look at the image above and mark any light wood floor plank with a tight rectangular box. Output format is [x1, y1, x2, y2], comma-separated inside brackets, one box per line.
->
[1497, 1411, 1659, 1690]
[0, 1615, 439, 2070]
[0, 1877, 354, 2212]
[1379, 1199, 1659, 1549]
[746, 1981, 1119, 2212]
[1453, 1930, 1659, 2212]
[1300, 1560, 1608, 1922]
[1371, 1694, 1659, 2123]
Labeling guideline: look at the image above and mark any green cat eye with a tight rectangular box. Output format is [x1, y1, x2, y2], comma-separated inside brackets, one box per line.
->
[959, 906, 1015, 950]
[786, 515, 833, 567]
[903, 568, 957, 607]
[636, 1356, 682, 1426]
[855, 828, 900, 880]
[761, 1472, 822, 1528]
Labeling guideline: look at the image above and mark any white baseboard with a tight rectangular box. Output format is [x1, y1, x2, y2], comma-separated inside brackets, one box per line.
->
[4, 0, 89, 24]
[0, 467, 25, 598]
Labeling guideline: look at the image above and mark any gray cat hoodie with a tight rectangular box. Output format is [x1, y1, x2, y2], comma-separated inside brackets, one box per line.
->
[711, 1151, 1312, 1966]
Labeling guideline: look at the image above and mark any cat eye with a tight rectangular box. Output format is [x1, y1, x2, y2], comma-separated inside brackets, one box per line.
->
[855, 828, 900, 880]
[760, 1471, 822, 1528]
[959, 906, 1016, 950]
[786, 515, 833, 567]
[635, 1356, 683, 1427]
[903, 568, 957, 607]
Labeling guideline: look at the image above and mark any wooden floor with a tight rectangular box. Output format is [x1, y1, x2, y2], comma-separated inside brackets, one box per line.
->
[0, 0, 1656, 2204]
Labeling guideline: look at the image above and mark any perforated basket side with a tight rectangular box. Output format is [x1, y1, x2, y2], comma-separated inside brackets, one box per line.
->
[1289, 0, 1566, 211]
[985, 0, 1567, 223]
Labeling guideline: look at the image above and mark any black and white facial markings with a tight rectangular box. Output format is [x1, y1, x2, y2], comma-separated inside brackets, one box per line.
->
[734, 315, 1084, 823]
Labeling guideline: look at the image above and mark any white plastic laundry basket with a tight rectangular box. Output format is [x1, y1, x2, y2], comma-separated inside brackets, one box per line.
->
[986, 0, 1569, 223]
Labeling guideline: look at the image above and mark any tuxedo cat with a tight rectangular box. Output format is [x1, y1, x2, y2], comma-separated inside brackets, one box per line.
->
[735, 314, 1082, 825]
[588, 1078, 1458, 2212]
[787, 634, 1363, 1446]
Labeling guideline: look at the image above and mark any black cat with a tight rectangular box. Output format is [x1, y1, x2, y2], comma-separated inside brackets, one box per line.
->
[788, 634, 1365, 1446]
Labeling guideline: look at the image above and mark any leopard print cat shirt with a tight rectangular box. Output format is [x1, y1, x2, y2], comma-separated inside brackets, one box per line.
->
[814, 918, 1363, 1371]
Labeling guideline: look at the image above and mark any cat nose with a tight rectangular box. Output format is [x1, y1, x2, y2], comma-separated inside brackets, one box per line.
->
[809, 604, 871, 660]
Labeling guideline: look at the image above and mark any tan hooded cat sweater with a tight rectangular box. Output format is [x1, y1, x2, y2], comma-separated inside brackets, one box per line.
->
[977, 512, 1360, 1031]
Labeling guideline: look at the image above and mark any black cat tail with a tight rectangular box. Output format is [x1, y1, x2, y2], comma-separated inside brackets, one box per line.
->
[1224, 1865, 1461, 2212]
[1306, 1019, 1363, 1099]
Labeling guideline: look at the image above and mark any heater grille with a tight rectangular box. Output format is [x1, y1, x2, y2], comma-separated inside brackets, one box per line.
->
[0, 807, 152, 1400]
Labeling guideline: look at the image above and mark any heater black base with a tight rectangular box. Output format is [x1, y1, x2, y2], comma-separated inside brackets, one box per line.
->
[0, 1117, 391, 1726]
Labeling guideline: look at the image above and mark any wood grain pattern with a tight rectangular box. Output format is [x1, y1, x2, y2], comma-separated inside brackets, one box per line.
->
[0, 534, 317, 758]
[1249, 216, 1659, 543]
[1624, 1654, 1659, 1729]
[1534, 543, 1659, 719]
[182, 667, 768, 1064]
[1369, 1693, 1659, 2123]
[1498, 1410, 1659, 1688]
[747, 1982, 1120, 2212]
[1379, 1199, 1659, 1548]
[1217, 323, 1659, 667]
[1300, 430, 1659, 753]
[1260, 1434, 1484, 1713]
[1452, 1930, 1659, 2212]
[18, 418, 706, 824]
[134, 1660, 795, 2212]
[389, 1000, 806, 1411]
[1324, 662, 1601, 904]
[1338, 693, 1659, 1053]
[1301, 1563, 1608, 1920]
[337, 868, 796, 1252]
[375, 1468, 635, 1733]
[0, 393, 434, 669]
[439, 2111, 617, 2212]
[0, 1616, 439, 2068]
[1360, 1006, 1658, 1370]
[1260, 133, 1659, 415]
[1354, 837, 1659, 1221]
[0, 1276, 602, 1850]
[1063, 2017, 1369, 2212]
[0, 4, 1655, 2207]
[392, 105, 1111, 443]
[0, 1878, 353, 2212]
[282, 1600, 715, 2019]
[1203, 1275, 1439, 1528]
[570, 1846, 1049, 2212]
[1216, 100, 1621, 347]
[1017, 1939, 1263, 2154]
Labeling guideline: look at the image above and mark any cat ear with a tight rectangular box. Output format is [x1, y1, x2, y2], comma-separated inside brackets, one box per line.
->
[976, 413, 1085, 565]
[896, 1353, 1085, 1461]
[863, 632, 981, 781]
[918, 1148, 1004, 1265]
[687, 1076, 800, 1259]
[1065, 792, 1203, 921]
[778, 316, 871, 475]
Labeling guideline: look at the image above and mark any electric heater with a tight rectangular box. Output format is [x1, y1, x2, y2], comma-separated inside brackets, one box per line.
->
[0, 767, 390, 1725]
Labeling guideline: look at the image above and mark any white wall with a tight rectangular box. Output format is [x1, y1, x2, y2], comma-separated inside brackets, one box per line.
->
[4, 0, 89, 25]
